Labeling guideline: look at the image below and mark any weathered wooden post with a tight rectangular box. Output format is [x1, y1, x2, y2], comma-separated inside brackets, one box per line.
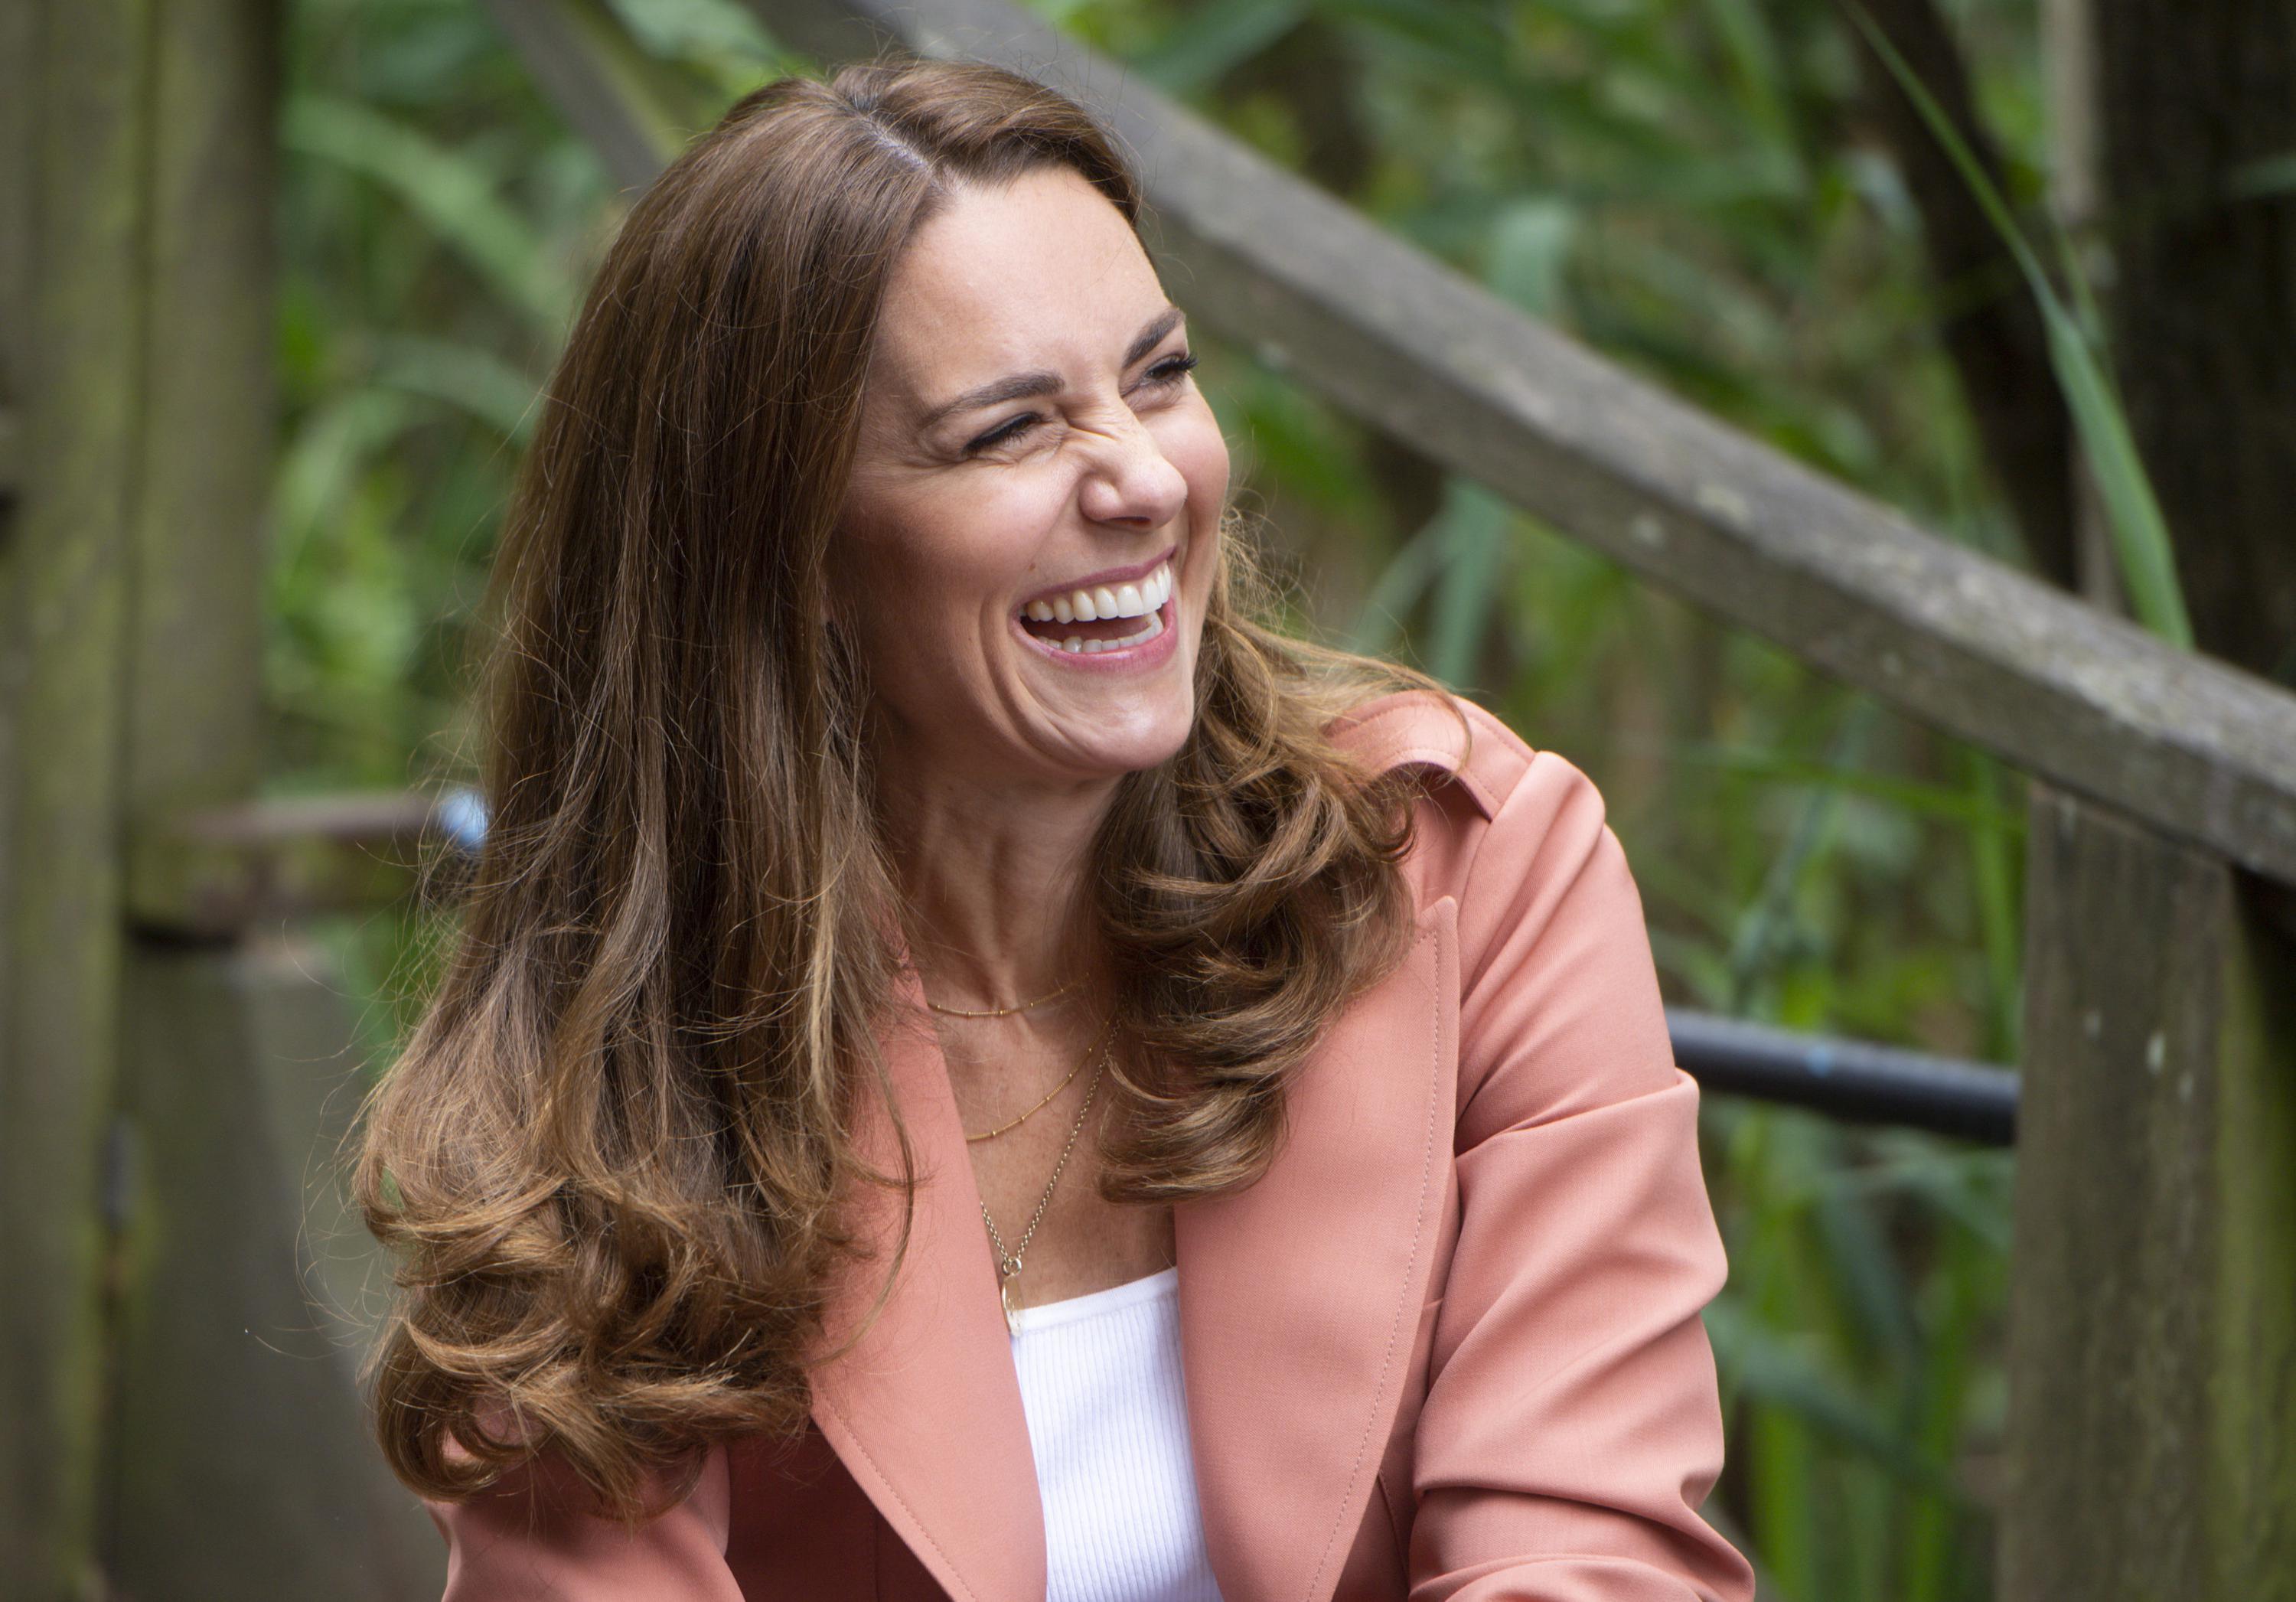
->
[2, 1, 438, 1596]
[2, 0, 152, 1589]
[2001, 0, 2296, 1591]
[2003, 788, 2296, 1599]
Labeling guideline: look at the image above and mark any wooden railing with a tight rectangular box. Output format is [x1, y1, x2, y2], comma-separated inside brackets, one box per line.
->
[4, 0, 2290, 1596]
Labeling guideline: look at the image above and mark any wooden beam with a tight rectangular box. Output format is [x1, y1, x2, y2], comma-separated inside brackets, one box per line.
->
[2001, 785, 2296, 1599]
[127, 790, 458, 938]
[732, 0, 2296, 890]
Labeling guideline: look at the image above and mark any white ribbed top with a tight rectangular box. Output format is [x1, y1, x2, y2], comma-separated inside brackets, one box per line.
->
[1006, 1268, 1225, 1602]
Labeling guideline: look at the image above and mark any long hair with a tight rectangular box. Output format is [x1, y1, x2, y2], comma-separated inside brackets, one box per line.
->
[357, 52, 1459, 1522]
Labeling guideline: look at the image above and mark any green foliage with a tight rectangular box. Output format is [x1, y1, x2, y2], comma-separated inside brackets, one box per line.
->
[274, 2, 2074, 1594]
[1845, 0, 2190, 648]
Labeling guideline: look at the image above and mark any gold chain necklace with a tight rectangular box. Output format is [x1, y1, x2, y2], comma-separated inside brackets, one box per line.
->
[980, 1040, 1111, 1332]
[924, 976, 1081, 1018]
[962, 1014, 1114, 1143]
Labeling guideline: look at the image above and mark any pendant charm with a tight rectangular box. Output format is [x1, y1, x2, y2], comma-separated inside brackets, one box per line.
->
[1000, 1273, 1021, 1333]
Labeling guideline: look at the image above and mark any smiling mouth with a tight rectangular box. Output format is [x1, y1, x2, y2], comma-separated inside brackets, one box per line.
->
[1017, 560, 1174, 654]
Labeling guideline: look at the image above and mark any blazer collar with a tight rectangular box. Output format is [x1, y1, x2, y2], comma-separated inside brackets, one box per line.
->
[804, 898, 1459, 1602]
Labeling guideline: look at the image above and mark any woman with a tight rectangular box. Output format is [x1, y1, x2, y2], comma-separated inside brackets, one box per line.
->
[360, 52, 1755, 1602]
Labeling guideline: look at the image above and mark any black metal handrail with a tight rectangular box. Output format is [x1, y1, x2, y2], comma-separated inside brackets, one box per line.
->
[1668, 1007, 2017, 1145]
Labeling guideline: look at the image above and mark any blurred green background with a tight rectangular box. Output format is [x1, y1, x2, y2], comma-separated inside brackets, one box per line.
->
[277, 2, 2055, 1596]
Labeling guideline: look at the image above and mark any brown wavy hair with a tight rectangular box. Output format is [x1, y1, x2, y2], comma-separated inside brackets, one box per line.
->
[356, 52, 1461, 1522]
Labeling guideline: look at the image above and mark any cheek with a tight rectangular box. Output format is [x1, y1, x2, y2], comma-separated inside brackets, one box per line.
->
[1160, 413, 1229, 605]
[1165, 407, 1231, 515]
[839, 485, 1056, 678]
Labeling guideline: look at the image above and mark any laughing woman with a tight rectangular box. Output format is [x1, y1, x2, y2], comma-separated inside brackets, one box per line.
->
[358, 53, 1755, 1602]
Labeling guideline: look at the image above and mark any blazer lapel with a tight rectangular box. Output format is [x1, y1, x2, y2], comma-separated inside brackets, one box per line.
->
[805, 961, 1047, 1602]
[1177, 895, 1461, 1602]
[802, 890, 1460, 1602]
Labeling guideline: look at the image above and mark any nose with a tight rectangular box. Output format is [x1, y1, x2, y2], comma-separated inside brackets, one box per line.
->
[1075, 414, 1188, 533]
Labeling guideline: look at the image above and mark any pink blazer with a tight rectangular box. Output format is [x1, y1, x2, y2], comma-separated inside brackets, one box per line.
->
[427, 692, 1756, 1602]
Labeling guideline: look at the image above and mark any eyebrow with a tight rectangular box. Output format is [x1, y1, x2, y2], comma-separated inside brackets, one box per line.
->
[915, 305, 1188, 434]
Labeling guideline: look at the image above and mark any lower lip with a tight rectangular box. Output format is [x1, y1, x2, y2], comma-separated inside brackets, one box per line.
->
[1011, 595, 1181, 672]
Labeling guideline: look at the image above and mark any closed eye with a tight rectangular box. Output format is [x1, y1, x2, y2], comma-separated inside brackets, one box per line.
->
[963, 351, 1200, 457]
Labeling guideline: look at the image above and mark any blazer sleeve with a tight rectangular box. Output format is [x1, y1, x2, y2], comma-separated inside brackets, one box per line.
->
[1407, 739, 1755, 1602]
[425, 1438, 744, 1602]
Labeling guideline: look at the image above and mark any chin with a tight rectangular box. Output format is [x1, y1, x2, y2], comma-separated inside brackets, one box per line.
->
[1087, 727, 1199, 780]
[1040, 697, 1197, 781]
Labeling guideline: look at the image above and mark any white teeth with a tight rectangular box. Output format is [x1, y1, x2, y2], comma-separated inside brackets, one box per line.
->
[1039, 607, 1164, 660]
[1022, 561, 1177, 630]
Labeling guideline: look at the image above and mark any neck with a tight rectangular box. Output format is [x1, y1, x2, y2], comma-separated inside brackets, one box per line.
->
[875, 749, 1121, 1010]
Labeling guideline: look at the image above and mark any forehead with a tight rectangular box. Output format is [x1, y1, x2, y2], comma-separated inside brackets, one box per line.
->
[871, 168, 1166, 407]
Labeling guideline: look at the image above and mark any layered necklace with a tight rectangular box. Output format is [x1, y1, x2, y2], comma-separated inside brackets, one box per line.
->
[926, 977, 1111, 1330]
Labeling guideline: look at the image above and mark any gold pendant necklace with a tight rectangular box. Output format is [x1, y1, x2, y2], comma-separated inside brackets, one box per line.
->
[980, 1041, 1110, 1333]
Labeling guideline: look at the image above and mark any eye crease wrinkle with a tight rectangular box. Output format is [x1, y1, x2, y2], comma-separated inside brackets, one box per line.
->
[918, 304, 1187, 436]
[964, 351, 1197, 456]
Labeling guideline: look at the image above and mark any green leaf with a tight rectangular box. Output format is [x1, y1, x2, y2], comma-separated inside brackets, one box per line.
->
[2226, 148, 2296, 202]
[1347, 517, 1448, 656]
[284, 94, 579, 335]
[1426, 478, 1513, 688]
[1706, 1298, 1966, 1498]
[369, 333, 545, 443]
[1486, 197, 1580, 318]
[1131, 0, 1309, 96]
[1843, 2, 2192, 648]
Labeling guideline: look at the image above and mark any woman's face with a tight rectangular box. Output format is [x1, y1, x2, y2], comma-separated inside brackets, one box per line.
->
[835, 166, 1231, 794]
